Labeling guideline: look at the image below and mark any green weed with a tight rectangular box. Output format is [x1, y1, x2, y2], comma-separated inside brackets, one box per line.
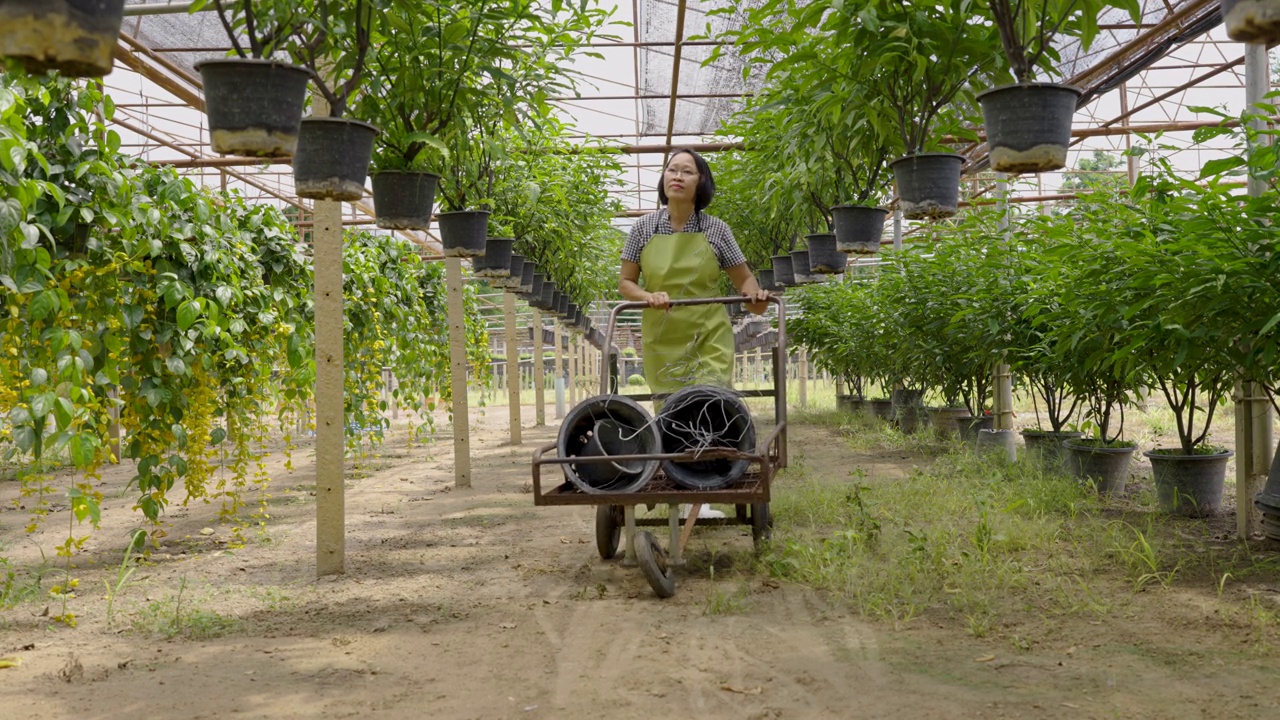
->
[130, 577, 239, 639]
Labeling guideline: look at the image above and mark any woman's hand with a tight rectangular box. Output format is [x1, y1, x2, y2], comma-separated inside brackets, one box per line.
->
[745, 289, 770, 315]
[646, 291, 671, 310]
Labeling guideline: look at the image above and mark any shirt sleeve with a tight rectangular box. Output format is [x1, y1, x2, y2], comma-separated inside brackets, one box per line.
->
[708, 218, 748, 269]
[621, 218, 648, 263]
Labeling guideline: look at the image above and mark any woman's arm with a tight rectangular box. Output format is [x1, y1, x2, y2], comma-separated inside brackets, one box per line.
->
[619, 260, 669, 309]
[726, 263, 770, 315]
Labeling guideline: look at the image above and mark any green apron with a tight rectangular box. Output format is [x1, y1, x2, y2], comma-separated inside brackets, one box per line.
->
[640, 231, 734, 394]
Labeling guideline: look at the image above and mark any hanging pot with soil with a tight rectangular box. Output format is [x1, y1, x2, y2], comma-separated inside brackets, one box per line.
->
[978, 83, 1082, 173]
[1221, 0, 1280, 43]
[539, 281, 557, 311]
[1146, 448, 1233, 517]
[832, 205, 888, 254]
[196, 59, 311, 158]
[517, 259, 534, 294]
[438, 210, 490, 258]
[293, 117, 379, 201]
[771, 255, 795, 287]
[472, 237, 513, 279]
[805, 234, 846, 274]
[789, 249, 817, 284]
[0, 0, 126, 77]
[528, 272, 545, 304]
[1063, 439, 1135, 497]
[758, 269, 777, 292]
[371, 171, 440, 230]
[890, 153, 965, 220]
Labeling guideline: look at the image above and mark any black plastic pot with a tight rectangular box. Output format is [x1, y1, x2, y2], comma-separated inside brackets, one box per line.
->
[498, 253, 522, 291]
[0, 0, 126, 77]
[890, 153, 965, 220]
[557, 294, 570, 317]
[771, 255, 795, 287]
[559, 395, 661, 493]
[869, 399, 894, 421]
[789, 250, 815, 284]
[832, 205, 888, 254]
[1222, 0, 1280, 43]
[293, 117, 378, 201]
[1021, 430, 1084, 471]
[1146, 448, 1233, 517]
[1256, 446, 1280, 541]
[657, 385, 756, 490]
[529, 272, 545, 304]
[371, 171, 439, 230]
[196, 59, 310, 158]
[805, 234, 845, 274]
[539, 281, 556, 311]
[517, 259, 534, 294]
[928, 406, 972, 437]
[978, 83, 1082, 174]
[548, 290, 563, 315]
[473, 237, 513, 279]
[758, 269, 776, 292]
[1064, 440, 1135, 497]
[958, 415, 995, 444]
[438, 210, 489, 258]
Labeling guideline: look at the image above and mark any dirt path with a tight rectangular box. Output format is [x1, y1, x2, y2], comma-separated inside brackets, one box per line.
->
[1, 406, 1277, 719]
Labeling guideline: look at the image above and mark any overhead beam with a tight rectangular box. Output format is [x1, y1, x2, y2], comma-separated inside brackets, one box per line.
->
[662, 0, 690, 164]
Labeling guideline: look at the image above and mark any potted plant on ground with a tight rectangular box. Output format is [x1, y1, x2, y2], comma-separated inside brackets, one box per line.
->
[0, 0, 127, 77]
[1121, 151, 1239, 516]
[975, 0, 1139, 173]
[192, 0, 313, 157]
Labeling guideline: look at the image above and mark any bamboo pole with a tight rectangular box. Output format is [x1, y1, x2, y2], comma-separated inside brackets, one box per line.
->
[554, 322, 565, 419]
[504, 293, 521, 446]
[446, 257, 471, 487]
[798, 348, 808, 409]
[568, 334, 578, 405]
[533, 310, 546, 425]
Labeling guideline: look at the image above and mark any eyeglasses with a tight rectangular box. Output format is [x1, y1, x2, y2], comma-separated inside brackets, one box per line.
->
[664, 167, 699, 179]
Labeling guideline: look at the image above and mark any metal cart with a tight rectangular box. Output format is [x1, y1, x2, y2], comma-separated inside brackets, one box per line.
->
[531, 295, 788, 598]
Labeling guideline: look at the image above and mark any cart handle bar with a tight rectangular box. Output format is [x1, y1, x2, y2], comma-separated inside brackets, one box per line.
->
[601, 295, 786, 395]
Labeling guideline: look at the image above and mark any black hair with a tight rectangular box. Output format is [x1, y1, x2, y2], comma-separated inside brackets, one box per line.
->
[657, 149, 716, 229]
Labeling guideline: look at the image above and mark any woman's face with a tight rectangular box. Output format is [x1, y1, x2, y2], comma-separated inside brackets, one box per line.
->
[663, 153, 699, 205]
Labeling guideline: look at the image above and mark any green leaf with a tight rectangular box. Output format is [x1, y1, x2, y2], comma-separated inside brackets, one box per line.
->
[30, 391, 55, 419]
[177, 299, 200, 330]
[69, 432, 98, 469]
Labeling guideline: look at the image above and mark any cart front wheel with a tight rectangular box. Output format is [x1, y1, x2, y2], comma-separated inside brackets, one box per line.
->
[634, 530, 675, 598]
[595, 505, 623, 560]
[751, 503, 772, 549]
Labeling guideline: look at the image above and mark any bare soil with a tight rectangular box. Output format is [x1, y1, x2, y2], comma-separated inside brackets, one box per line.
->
[1, 405, 1278, 719]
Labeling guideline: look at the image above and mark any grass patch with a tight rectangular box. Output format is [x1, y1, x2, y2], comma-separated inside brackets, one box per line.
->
[130, 577, 239, 640]
[760, 441, 1280, 649]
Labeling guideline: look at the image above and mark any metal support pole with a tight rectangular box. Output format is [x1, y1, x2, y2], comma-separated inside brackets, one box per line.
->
[568, 334, 578, 406]
[892, 209, 903, 251]
[798, 348, 808, 409]
[1238, 42, 1273, 538]
[446, 257, 471, 488]
[554, 322, 566, 419]
[533, 309, 546, 426]
[993, 171, 1014, 431]
[504, 293, 521, 446]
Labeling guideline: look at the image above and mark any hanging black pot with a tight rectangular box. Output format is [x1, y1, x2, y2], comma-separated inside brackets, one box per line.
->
[371, 171, 440, 230]
[890, 153, 964, 220]
[1, 0, 126, 77]
[557, 293, 571, 317]
[473, 237, 513, 279]
[978, 83, 1081, 173]
[758, 269, 776, 292]
[293, 117, 379, 201]
[546, 289, 561, 315]
[790, 249, 816, 284]
[528, 272, 546, 304]
[499, 253, 523, 292]
[804, 234, 845, 274]
[1222, 0, 1280, 43]
[771, 255, 795, 287]
[438, 210, 489, 258]
[540, 281, 557, 311]
[832, 205, 888, 254]
[196, 59, 311, 158]
[518, 260, 535, 294]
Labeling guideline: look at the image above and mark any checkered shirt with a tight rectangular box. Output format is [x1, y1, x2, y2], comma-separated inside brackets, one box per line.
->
[622, 209, 747, 269]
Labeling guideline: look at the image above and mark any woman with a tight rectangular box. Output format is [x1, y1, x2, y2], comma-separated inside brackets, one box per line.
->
[618, 148, 769, 395]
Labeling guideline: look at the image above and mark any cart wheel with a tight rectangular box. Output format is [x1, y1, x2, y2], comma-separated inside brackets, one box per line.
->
[634, 531, 675, 599]
[751, 503, 772, 549]
[595, 505, 623, 560]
